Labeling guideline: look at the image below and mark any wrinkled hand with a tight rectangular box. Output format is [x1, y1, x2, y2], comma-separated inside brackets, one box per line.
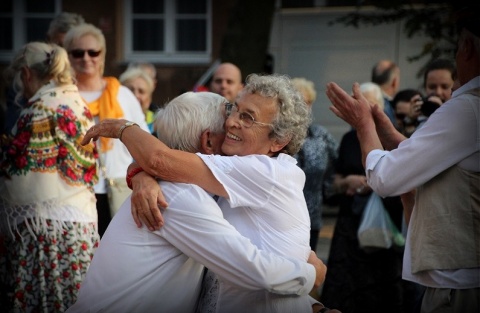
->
[130, 171, 168, 231]
[326, 82, 374, 130]
[307, 251, 327, 291]
[81, 118, 129, 145]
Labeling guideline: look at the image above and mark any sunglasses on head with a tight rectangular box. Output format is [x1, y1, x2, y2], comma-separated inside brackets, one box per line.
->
[69, 49, 101, 59]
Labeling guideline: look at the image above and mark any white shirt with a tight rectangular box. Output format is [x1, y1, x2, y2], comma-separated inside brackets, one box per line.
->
[364, 76, 480, 288]
[198, 153, 313, 313]
[66, 182, 315, 313]
[81, 85, 149, 194]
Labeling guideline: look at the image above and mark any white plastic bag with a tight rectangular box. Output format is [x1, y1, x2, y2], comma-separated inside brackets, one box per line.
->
[357, 192, 404, 250]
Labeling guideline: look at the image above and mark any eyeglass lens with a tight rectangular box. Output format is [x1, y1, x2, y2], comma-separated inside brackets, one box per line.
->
[225, 103, 256, 127]
[225, 103, 233, 116]
[70, 49, 101, 58]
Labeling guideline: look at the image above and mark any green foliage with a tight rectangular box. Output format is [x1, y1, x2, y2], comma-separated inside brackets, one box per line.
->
[329, 1, 469, 67]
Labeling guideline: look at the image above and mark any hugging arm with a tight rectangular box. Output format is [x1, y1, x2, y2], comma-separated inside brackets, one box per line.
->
[127, 162, 166, 229]
[157, 191, 326, 294]
[81, 119, 227, 194]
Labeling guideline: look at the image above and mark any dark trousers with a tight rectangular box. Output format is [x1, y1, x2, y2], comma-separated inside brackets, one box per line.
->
[95, 193, 112, 238]
[310, 230, 320, 252]
[421, 287, 480, 313]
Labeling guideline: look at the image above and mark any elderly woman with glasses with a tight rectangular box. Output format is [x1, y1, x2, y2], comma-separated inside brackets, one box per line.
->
[63, 23, 149, 236]
[81, 73, 338, 312]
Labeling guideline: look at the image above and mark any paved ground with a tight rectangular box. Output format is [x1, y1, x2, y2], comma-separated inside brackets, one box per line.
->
[316, 205, 338, 263]
[312, 205, 338, 300]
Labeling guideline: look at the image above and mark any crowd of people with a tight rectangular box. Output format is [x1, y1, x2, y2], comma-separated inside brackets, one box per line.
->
[0, 6, 478, 313]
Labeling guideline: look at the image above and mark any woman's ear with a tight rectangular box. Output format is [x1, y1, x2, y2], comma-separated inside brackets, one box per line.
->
[269, 136, 290, 155]
[21, 66, 31, 82]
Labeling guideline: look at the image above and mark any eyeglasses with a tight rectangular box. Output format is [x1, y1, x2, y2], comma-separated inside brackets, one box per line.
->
[225, 103, 273, 128]
[69, 49, 101, 59]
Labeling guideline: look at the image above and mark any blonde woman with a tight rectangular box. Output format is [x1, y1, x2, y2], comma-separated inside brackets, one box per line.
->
[0, 42, 99, 311]
[63, 23, 149, 230]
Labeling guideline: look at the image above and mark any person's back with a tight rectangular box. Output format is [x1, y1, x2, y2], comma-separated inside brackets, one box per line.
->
[0, 41, 98, 312]
[68, 183, 210, 312]
[2, 12, 85, 136]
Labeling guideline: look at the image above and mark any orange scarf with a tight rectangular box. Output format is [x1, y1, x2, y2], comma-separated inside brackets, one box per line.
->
[87, 77, 124, 152]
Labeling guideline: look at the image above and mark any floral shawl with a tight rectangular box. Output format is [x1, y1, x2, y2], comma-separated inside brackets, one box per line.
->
[0, 81, 98, 239]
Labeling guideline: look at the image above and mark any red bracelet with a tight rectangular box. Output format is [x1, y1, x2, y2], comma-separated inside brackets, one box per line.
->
[126, 167, 145, 189]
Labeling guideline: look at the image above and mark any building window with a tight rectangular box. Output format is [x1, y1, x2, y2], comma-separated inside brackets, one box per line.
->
[0, 0, 61, 62]
[124, 0, 211, 64]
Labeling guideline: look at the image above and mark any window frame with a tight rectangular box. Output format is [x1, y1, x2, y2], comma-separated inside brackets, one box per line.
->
[0, 0, 61, 62]
[123, 0, 212, 65]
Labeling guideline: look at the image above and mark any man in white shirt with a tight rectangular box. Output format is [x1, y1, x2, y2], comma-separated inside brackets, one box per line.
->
[68, 91, 325, 313]
[326, 7, 480, 312]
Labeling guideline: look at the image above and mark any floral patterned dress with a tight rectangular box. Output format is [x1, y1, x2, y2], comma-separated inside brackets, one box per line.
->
[0, 81, 100, 312]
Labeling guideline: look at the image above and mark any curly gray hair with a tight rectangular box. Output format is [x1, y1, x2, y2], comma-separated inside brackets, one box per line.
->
[241, 73, 311, 155]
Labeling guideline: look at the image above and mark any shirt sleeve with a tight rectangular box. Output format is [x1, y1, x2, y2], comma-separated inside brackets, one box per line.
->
[197, 154, 278, 208]
[158, 184, 315, 295]
[365, 94, 478, 196]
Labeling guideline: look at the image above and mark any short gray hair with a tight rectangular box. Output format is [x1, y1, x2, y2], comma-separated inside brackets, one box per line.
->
[241, 73, 311, 155]
[47, 12, 85, 40]
[119, 67, 154, 93]
[127, 62, 157, 81]
[359, 82, 385, 110]
[155, 92, 227, 152]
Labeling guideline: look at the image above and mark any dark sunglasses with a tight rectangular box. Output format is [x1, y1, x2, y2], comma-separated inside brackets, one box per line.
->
[69, 49, 101, 59]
